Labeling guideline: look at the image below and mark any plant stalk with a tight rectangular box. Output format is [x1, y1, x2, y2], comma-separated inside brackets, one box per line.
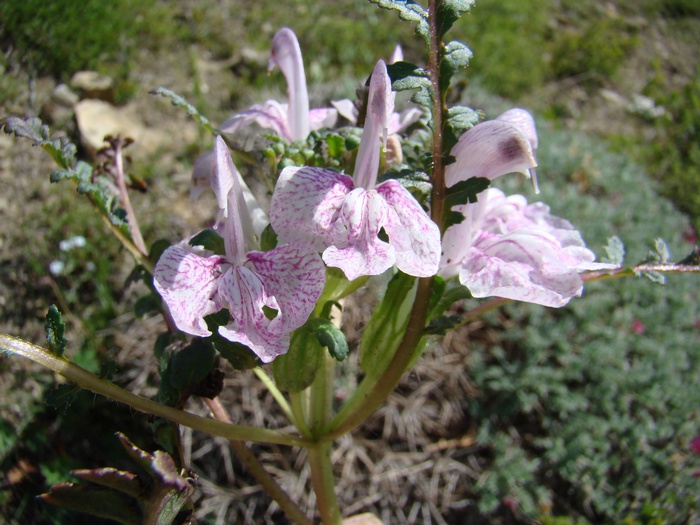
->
[0, 334, 307, 447]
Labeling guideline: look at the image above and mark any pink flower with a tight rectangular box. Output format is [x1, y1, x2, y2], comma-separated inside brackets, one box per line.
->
[440, 110, 616, 307]
[269, 60, 441, 281]
[220, 27, 337, 142]
[154, 136, 325, 362]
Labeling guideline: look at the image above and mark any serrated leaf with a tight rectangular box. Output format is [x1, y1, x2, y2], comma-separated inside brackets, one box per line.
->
[440, 40, 473, 93]
[425, 315, 463, 335]
[369, 0, 429, 41]
[603, 236, 625, 265]
[445, 105, 481, 152]
[188, 229, 225, 255]
[443, 177, 490, 229]
[1, 116, 76, 168]
[309, 318, 348, 361]
[46, 384, 80, 409]
[45, 305, 67, 357]
[437, 0, 475, 37]
[360, 272, 417, 377]
[150, 87, 214, 134]
[641, 270, 666, 285]
[387, 63, 433, 109]
[654, 238, 670, 263]
[271, 325, 322, 392]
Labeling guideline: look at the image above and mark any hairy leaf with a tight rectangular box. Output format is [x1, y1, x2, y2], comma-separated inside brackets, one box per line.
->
[440, 40, 473, 94]
[603, 236, 625, 265]
[443, 177, 491, 229]
[309, 318, 349, 361]
[150, 87, 214, 134]
[45, 305, 67, 357]
[369, 0, 429, 41]
[437, 0, 475, 37]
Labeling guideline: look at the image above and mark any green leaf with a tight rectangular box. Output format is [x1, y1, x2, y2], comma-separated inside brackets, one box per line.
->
[387, 62, 433, 108]
[166, 339, 217, 398]
[45, 305, 68, 357]
[603, 236, 625, 265]
[445, 105, 481, 152]
[149, 87, 214, 134]
[41, 483, 142, 525]
[271, 325, 323, 392]
[309, 318, 349, 361]
[443, 177, 491, 229]
[188, 229, 225, 255]
[360, 271, 417, 377]
[437, 0, 475, 37]
[369, 0, 429, 41]
[100, 360, 118, 381]
[654, 238, 670, 263]
[46, 384, 80, 409]
[1, 116, 76, 169]
[440, 40, 473, 93]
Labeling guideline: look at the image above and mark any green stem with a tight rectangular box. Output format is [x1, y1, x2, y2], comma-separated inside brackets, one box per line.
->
[0, 333, 307, 448]
[289, 391, 312, 438]
[204, 398, 313, 525]
[322, 0, 447, 441]
[253, 367, 295, 425]
[307, 442, 342, 525]
[323, 277, 433, 440]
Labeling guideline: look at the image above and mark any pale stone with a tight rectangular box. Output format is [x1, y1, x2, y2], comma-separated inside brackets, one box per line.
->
[74, 99, 162, 159]
[70, 71, 115, 101]
[342, 513, 384, 525]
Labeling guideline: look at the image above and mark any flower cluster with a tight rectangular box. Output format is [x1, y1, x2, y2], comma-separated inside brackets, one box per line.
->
[154, 27, 613, 362]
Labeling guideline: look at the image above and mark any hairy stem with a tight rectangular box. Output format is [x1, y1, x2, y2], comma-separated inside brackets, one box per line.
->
[203, 397, 313, 525]
[0, 334, 307, 447]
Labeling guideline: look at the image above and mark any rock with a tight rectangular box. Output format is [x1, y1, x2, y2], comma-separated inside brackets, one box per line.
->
[74, 99, 163, 159]
[52, 83, 80, 107]
[70, 71, 115, 101]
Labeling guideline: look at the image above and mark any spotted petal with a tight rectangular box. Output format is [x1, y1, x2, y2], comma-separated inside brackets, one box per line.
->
[376, 180, 441, 277]
[445, 119, 537, 187]
[270, 166, 355, 251]
[153, 245, 225, 336]
[217, 245, 326, 363]
[322, 188, 396, 280]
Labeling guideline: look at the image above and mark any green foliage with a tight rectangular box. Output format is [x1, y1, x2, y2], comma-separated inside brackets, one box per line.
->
[369, 0, 430, 42]
[466, 125, 700, 522]
[644, 68, 700, 232]
[272, 324, 323, 392]
[149, 87, 215, 135]
[45, 306, 68, 357]
[550, 17, 638, 88]
[308, 318, 349, 362]
[455, 0, 552, 99]
[0, 0, 176, 81]
[360, 271, 416, 377]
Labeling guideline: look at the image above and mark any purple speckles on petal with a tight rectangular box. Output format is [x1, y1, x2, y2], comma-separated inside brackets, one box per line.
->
[377, 180, 441, 278]
[153, 246, 226, 337]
